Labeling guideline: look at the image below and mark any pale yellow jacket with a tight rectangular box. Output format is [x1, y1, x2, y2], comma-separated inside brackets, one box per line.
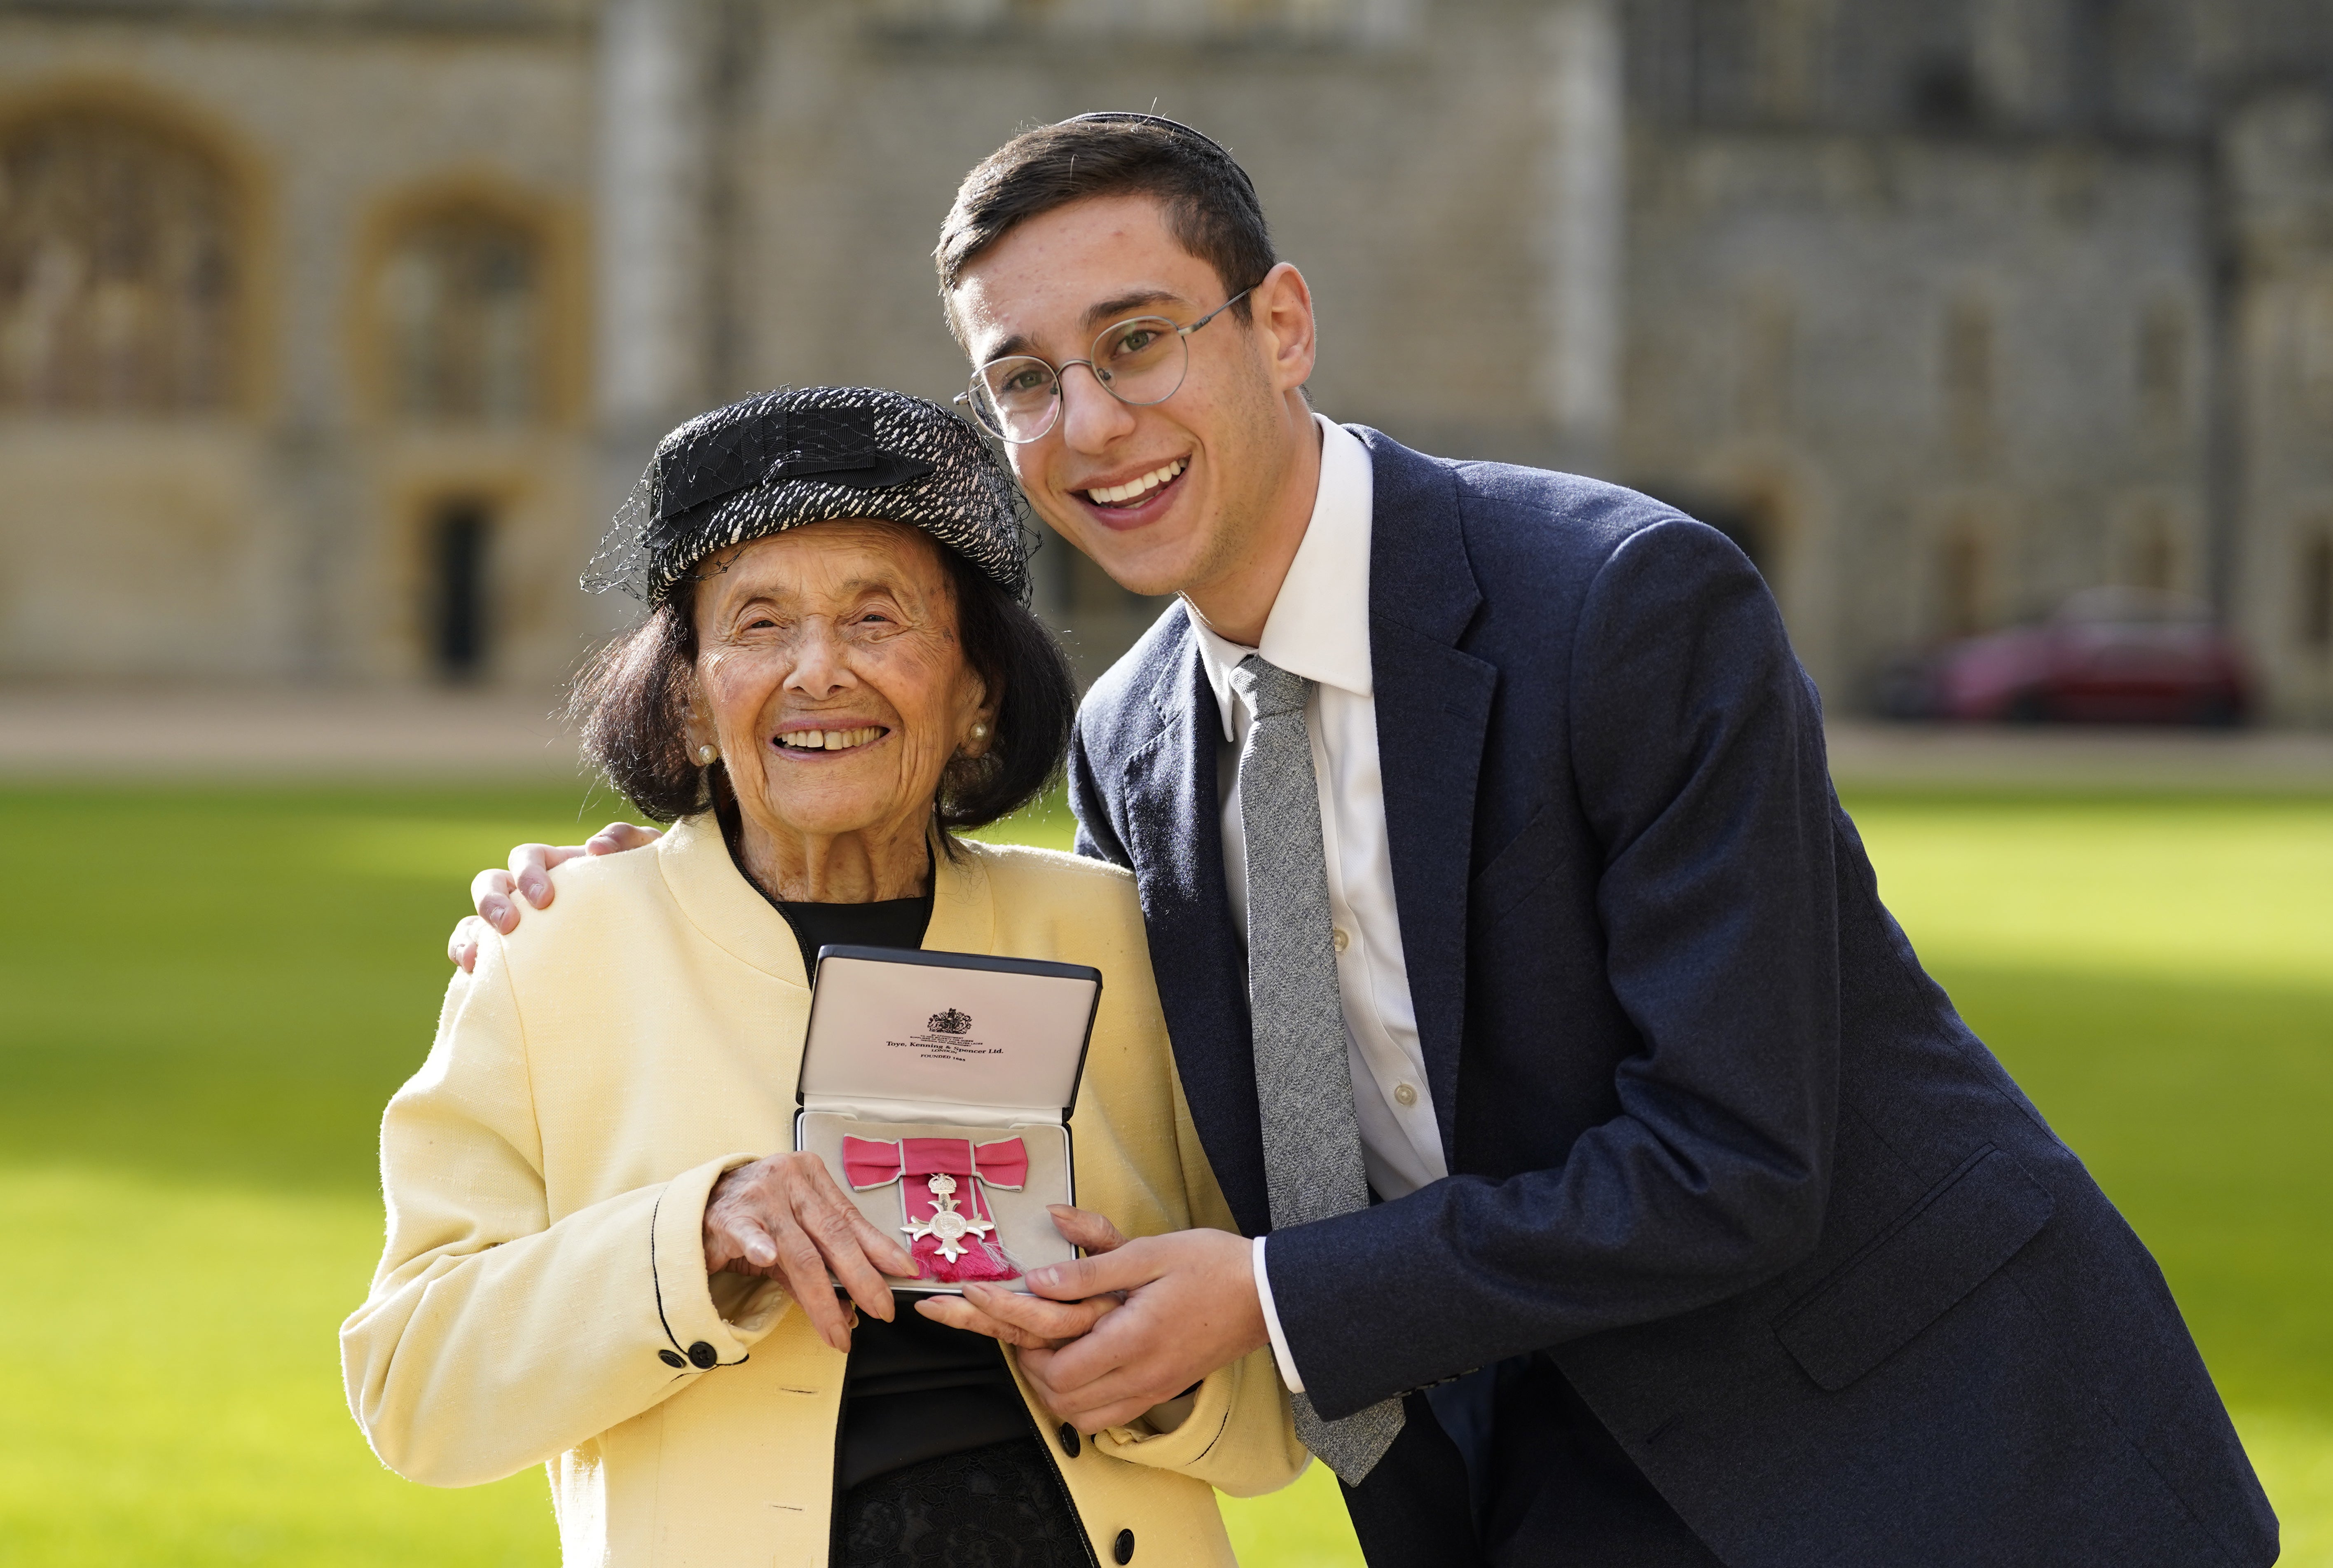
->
[340, 814, 1306, 1566]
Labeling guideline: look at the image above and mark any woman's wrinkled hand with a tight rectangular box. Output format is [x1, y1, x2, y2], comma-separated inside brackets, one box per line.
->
[703, 1152, 917, 1353]
[913, 1205, 1129, 1349]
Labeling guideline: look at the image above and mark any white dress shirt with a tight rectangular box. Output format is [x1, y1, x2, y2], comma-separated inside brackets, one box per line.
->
[1188, 415, 1448, 1392]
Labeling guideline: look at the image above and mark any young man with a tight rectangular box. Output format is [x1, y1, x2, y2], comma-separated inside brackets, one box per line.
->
[460, 117, 2273, 1568]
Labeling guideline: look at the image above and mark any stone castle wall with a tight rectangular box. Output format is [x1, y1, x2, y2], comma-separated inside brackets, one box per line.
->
[0, 1, 597, 686]
[0, 0, 2328, 720]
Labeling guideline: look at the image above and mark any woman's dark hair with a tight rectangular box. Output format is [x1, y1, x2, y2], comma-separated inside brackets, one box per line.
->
[936, 114, 1274, 330]
[569, 531, 1077, 834]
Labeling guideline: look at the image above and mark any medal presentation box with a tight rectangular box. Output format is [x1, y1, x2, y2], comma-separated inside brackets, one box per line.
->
[795, 946, 1102, 1296]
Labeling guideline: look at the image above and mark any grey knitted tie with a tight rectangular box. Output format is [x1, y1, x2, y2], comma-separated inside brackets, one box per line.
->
[1231, 653, 1405, 1485]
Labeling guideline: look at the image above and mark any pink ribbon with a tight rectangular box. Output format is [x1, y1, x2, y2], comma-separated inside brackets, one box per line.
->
[842, 1136, 1029, 1192]
[841, 1135, 1027, 1283]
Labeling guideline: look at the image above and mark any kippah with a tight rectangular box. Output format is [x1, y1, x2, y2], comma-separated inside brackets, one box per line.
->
[1054, 112, 1259, 202]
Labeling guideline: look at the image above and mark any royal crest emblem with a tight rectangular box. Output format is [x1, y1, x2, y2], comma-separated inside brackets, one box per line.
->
[927, 1007, 972, 1035]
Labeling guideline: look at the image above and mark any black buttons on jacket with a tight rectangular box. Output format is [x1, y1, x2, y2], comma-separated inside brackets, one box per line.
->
[687, 1341, 718, 1369]
[1112, 1528, 1135, 1563]
[657, 1349, 686, 1369]
[1057, 1421, 1081, 1459]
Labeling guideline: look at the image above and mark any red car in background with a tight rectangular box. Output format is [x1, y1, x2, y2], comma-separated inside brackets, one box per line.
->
[1886, 588, 2252, 725]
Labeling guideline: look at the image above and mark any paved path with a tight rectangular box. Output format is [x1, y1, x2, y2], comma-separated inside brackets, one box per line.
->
[0, 685, 586, 780]
[1825, 719, 2333, 791]
[1, 686, 2328, 789]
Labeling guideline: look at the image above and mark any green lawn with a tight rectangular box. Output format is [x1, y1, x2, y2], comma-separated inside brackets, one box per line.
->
[0, 783, 2326, 1565]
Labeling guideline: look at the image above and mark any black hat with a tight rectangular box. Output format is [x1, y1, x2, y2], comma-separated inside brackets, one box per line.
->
[584, 386, 1030, 606]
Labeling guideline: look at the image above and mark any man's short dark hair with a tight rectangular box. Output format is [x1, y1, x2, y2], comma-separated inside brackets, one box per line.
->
[569, 530, 1076, 833]
[935, 114, 1275, 331]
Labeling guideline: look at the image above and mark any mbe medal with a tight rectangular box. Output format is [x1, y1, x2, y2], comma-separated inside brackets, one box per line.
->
[902, 1172, 995, 1263]
[840, 1135, 1026, 1283]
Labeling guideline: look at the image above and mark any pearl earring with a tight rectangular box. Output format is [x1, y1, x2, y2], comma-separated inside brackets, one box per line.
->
[970, 723, 988, 740]
[695, 744, 718, 766]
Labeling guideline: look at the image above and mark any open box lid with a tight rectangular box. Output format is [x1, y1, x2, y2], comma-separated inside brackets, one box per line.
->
[797, 946, 1102, 1126]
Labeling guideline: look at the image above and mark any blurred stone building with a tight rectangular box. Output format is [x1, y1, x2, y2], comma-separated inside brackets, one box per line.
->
[2, 0, 2331, 721]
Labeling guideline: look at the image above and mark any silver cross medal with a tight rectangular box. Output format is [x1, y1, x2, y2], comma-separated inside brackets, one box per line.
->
[902, 1172, 993, 1263]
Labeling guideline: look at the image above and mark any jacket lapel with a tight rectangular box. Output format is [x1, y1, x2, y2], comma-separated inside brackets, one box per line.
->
[1357, 428, 1497, 1164]
[1116, 622, 1273, 1237]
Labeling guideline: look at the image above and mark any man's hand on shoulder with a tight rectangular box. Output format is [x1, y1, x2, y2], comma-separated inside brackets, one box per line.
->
[1012, 1227, 1266, 1433]
[447, 821, 664, 972]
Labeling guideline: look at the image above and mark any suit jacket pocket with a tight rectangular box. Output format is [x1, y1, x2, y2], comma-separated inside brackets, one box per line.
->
[1470, 806, 1568, 925]
[1775, 1144, 2055, 1393]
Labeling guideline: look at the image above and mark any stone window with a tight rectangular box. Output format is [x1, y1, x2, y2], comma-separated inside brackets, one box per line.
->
[1687, 0, 1755, 123]
[1942, 296, 1994, 461]
[2302, 530, 2333, 653]
[2135, 299, 2188, 442]
[0, 111, 238, 414]
[1706, 498, 1778, 584]
[2124, 506, 2179, 593]
[1937, 524, 1989, 637]
[2296, 281, 2333, 422]
[378, 211, 541, 423]
[1907, 55, 1981, 131]
[1752, 0, 1833, 122]
[1735, 284, 1796, 433]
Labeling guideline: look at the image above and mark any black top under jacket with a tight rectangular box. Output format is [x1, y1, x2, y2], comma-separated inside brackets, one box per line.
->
[1065, 426, 2279, 1568]
[720, 833, 1032, 1495]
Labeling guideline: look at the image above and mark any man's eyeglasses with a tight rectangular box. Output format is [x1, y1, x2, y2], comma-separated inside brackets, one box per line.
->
[956, 290, 1252, 445]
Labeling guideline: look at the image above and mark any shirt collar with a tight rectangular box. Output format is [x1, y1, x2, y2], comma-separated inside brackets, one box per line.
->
[1190, 414, 1374, 742]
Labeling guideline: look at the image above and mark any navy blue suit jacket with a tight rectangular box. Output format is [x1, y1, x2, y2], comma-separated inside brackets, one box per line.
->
[1066, 429, 2275, 1567]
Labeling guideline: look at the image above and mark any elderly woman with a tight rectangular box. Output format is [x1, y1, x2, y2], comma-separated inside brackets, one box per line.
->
[339, 387, 1302, 1568]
